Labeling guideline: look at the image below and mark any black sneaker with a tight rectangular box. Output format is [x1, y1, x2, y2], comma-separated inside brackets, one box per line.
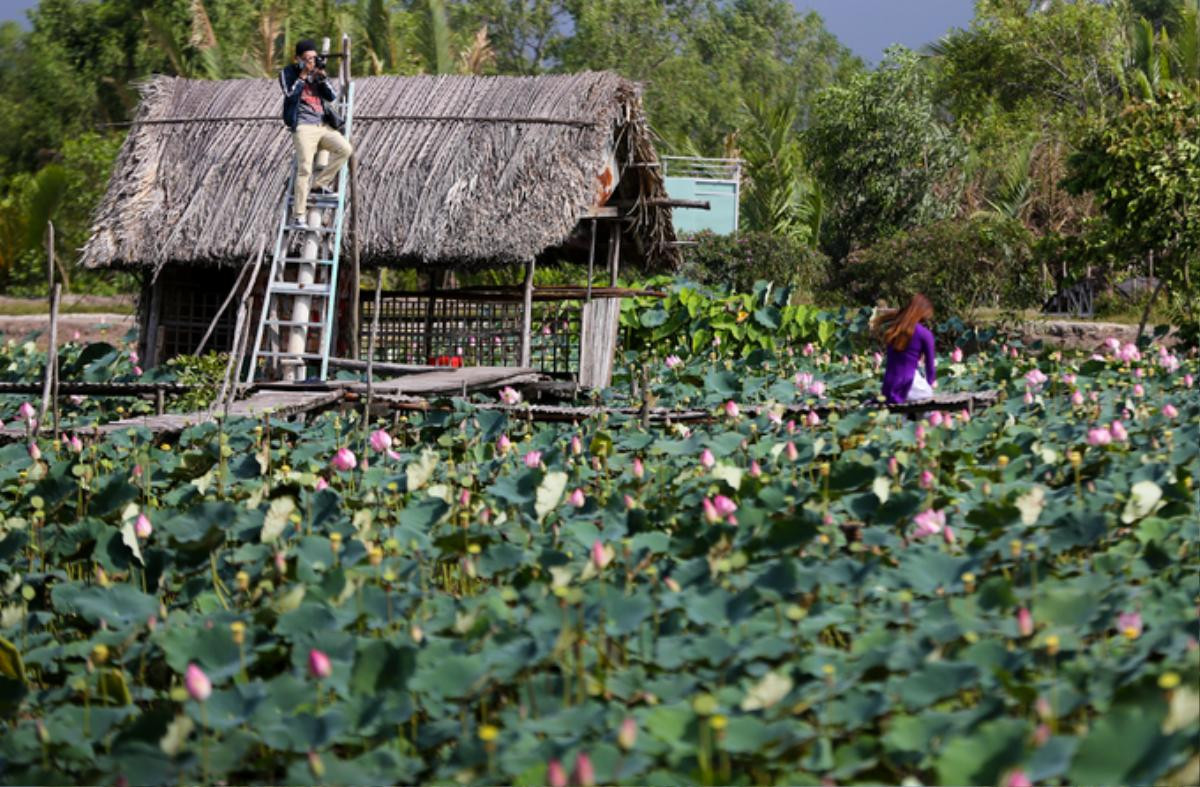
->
[290, 216, 308, 230]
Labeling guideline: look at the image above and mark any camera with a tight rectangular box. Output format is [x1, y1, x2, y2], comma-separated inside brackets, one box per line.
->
[314, 54, 327, 71]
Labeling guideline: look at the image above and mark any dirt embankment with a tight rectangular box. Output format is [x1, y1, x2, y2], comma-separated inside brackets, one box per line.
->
[0, 296, 137, 349]
[1008, 319, 1173, 352]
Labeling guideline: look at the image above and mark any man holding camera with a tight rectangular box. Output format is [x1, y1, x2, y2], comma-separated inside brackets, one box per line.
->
[279, 39, 352, 229]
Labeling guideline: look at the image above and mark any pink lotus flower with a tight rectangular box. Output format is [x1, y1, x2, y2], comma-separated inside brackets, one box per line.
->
[591, 540, 611, 570]
[1110, 420, 1128, 441]
[547, 759, 568, 787]
[1062, 372, 1076, 385]
[1162, 403, 1178, 418]
[331, 447, 357, 472]
[712, 335, 721, 347]
[315, 477, 329, 492]
[568, 488, 585, 508]
[498, 386, 522, 405]
[185, 663, 212, 701]
[570, 435, 583, 455]
[809, 380, 826, 397]
[308, 648, 332, 679]
[1117, 610, 1143, 639]
[951, 346, 963, 363]
[785, 441, 799, 462]
[1087, 427, 1112, 446]
[1006, 769, 1032, 787]
[618, 716, 637, 750]
[912, 509, 945, 538]
[1105, 337, 1122, 352]
[632, 457, 644, 479]
[700, 448, 715, 469]
[369, 429, 392, 453]
[1070, 389, 1084, 407]
[802, 342, 815, 356]
[713, 495, 738, 517]
[573, 752, 596, 787]
[919, 470, 934, 489]
[1025, 369, 1048, 388]
[805, 411, 820, 427]
[795, 372, 813, 391]
[702, 497, 721, 524]
[523, 450, 542, 468]
[28, 442, 41, 462]
[1118, 343, 1141, 363]
[1017, 607, 1034, 638]
[135, 513, 152, 539]
[496, 434, 512, 455]
[749, 460, 762, 478]
[1133, 383, 1145, 397]
[665, 354, 682, 369]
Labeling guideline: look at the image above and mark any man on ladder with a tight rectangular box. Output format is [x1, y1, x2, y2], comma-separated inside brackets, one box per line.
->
[279, 39, 352, 230]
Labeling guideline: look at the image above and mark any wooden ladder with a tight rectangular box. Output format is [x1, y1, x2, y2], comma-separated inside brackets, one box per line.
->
[244, 79, 355, 384]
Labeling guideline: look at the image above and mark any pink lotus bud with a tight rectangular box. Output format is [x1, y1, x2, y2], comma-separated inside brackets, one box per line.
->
[1090, 391, 1099, 402]
[782, 441, 798, 462]
[1116, 610, 1143, 639]
[17, 402, 35, 421]
[1033, 723, 1051, 747]
[1017, 607, 1034, 637]
[498, 386, 522, 405]
[185, 663, 211, 701]
[912, 509, 945, 538]
[1070, 389, 1084, 407]
[810, 380, 827, 397]
[943, 525, 955, 544]
[274, 551, 287, 574]
[786, 419, 796, 434]
[802, 342, 814, 356]
[919, 470, 934, 489]
[129, 350, 139, 365]
[1010, 347, 1019, 359]
[623, 494, 635, 509]
[713, 495, 738, 517]
[1023, 391, 1034, 405]
[28, 442, 41, 462]
[805, 410, 820, 427]
[1110, 420, 1128, 441]
[1062, 372, 1076, 385]
[1133, 383, 1144, 397]
[135, 513, 153, 539]
[702, 497, 721, 524]
[591, 540, 611, 570]
[308, 648, 332, 679]
[133, 366, 142, 376]
[331, 447, 357, 472]
[547, 759, 568, 787]
[1134, 366, 1144, 378]
[570, 434, 583, 455]
[915, 423, 926, 443]
[724, 400, 740, 418]
[369, 429, 392, 453]
[315, 477, 329, 491]
[573, 753, 596, 787]
[950, 346, 963, 363]
[665, 354, 682, 369]
[1184, 374, 1194, 388]
[872, 351, 883, 368]
[749, 460, 762, 478]
[1105, 337, 1121, 352]
[1006, 769, 1032, 787]
[69, 435, 83, 453]
[1035, 695, 1053, 720]
[929, 411, 944, 427]
[496, 434, 512, 455]
[523, 450, 542, 468]
[458, 488, 471, 507]
[568, 488, 585, 508]
[888, 456, 899, 476]
[700, 448, 715, 469]
[712, 335, 720, 347]
[1087, 427, 1112, 446]
[632, 457, 644, 479]
[1162, 403, 1178, 418]
[72, 330, 80, 341]
[958, 408, 971, 423]
[618, 716, 638, 750]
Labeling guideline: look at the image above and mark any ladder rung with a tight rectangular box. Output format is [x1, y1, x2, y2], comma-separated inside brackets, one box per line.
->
[254, 351, 326, 360]
[262, 319, 327, 328]
[287, 194, 341, 206]
[283, 225, 339, 235]
[268, 283, 332, 296]
[281, 257, 336, 265]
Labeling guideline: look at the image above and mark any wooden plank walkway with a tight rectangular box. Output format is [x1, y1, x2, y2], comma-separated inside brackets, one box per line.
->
[357, 367, 543, 397]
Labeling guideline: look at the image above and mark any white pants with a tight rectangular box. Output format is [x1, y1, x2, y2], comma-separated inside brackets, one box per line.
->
[907, 369, 934, 402]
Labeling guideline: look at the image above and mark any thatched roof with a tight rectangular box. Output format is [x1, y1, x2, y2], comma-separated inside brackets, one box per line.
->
[82, 72, 678, 273]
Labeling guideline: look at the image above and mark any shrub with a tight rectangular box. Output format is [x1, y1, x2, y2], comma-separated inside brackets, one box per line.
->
[679, 230, 831, 298]
[837, 215, 1041, 319]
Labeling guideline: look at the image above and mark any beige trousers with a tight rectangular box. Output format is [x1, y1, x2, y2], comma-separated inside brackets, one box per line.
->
[292, 124, 352, 218]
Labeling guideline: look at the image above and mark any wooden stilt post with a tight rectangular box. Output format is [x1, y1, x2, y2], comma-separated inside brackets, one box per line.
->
[366, 273, 382, 418]
[39, 223, 59, 436]
[520, 259, 536, 369]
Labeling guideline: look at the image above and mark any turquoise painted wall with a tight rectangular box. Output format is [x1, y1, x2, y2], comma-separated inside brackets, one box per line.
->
[663, 177, 739, 235]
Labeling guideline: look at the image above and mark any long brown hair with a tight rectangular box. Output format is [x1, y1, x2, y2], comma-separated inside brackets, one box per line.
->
[882, 294, 933, 351]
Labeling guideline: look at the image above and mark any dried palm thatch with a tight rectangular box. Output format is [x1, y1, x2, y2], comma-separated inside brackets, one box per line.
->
[82, 71, 678, 276]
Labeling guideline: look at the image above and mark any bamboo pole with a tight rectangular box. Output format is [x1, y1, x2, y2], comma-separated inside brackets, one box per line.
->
[213, 237, 267, 412]
[366, 273, 383, 417]
[38, 223, 59, 434]
[194, 246, 258, 356]
[520, 259, 536, 368]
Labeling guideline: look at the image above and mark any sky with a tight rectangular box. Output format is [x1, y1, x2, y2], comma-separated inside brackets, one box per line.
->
[0, 0, 976, 64]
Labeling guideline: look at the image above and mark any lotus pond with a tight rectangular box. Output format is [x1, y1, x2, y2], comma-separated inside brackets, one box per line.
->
[0, 328, 1198, 786]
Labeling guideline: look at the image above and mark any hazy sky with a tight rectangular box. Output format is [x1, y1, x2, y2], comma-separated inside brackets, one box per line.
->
[0, 0, 976, 63]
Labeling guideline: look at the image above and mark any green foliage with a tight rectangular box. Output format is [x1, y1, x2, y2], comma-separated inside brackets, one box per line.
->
[738, 95, 821, 242]
[162, 352, 230, 412]
[678, 230, 830, 298]
[841, 215, 1041, 320]
[0, 336, 1198, 783]
[806, 48, 962, 261]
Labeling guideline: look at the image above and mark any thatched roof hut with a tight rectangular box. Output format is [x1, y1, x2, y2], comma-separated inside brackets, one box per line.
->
[82, 71, 678, 274]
